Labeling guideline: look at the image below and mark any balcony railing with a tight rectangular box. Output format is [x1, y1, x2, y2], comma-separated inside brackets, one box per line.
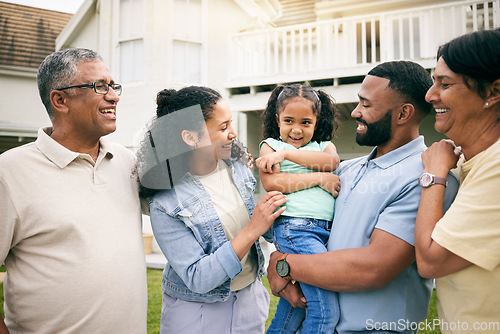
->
[227, 0, 499, 86]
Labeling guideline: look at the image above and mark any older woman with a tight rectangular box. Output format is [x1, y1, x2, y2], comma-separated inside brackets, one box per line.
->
[415, 28, 500, 333]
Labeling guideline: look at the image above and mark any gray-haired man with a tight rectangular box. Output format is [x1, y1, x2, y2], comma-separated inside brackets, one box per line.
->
[0, 48, 147, 334]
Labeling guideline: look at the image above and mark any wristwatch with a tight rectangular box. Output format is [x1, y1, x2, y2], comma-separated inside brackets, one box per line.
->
[276, 253, 291, 280]
[418, 172, 447, 188]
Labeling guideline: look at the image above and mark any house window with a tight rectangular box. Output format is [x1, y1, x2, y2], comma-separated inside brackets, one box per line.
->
[172, 41, 201, 83]
[120, 39, 145, 83]
[119, 0, 145, 83]
[171, 0, 204, 84]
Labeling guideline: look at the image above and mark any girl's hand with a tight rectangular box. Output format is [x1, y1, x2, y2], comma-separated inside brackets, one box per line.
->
[247, 191, 287, 237]
[318, 173, 341, 198]
[246, 152, 254, 170]
[255, 151, 285, 173]
[422, 139, 461, 176]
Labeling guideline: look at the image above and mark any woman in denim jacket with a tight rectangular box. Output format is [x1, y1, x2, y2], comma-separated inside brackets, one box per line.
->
[136, 86, 287, 333]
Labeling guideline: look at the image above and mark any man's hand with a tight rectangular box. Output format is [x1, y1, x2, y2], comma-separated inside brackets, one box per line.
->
[267, 251, 288, 293]
[278, 281, 307, 309]
[0, 316, 9, 334]
[267, 251, 307, 308]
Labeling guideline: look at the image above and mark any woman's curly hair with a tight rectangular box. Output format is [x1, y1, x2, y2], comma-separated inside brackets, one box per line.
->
[134, 86, 222, 198]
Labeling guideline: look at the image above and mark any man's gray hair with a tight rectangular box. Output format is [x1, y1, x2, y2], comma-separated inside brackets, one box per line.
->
[37, 48, 103, 119]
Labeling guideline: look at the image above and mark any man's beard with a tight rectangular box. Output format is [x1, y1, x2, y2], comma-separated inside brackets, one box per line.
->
[355, 110, 392, 147]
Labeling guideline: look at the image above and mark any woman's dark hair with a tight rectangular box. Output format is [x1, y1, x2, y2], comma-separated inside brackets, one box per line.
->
[437, 28, 500, 99]
[155, 86, 221, 120]
[260, 83, 339, 142]
[135, 86, 222, 198]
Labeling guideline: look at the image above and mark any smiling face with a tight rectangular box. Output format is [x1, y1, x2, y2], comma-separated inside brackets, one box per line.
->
[351, 75, 401, 147]
[276, 98, 317, 148]
[64, 61, 120, 141]
[203, 99, 237, 161]
[426, 57, 486, 144]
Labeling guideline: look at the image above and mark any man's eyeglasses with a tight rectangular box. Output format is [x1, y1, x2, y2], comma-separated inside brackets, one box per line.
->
[56, 81, 122, 96]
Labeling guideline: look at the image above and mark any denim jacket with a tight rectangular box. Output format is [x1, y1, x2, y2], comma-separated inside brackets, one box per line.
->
[150, 159, 269, 303]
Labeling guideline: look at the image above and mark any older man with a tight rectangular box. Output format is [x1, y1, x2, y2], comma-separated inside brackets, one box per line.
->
[267, 61, 459, 333]
[0, 48, 147, 334]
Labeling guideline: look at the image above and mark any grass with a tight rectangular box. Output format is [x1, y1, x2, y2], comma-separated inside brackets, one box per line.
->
[147, 269, 163, 333]
[262, 276, 279, 330]
[145, 270, 441, 334]
[1, 266, 440, 334]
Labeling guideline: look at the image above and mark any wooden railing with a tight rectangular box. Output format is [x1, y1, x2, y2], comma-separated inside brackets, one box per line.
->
[227, 0, 499, 85]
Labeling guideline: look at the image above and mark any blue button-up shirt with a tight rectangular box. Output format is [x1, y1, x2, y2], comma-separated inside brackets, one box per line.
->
[328, 136, 459, 333]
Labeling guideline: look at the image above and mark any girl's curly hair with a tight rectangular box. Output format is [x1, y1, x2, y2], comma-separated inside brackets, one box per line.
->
[260, 83, 339, 142]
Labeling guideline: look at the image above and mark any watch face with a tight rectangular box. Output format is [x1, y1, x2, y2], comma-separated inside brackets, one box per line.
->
[419, 173, 432, 187]
[276, 260, 290, 277]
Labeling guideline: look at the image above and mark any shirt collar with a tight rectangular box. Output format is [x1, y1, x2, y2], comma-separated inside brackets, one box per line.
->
[364, 136, 426, 169]
[35, 127, 114, 169]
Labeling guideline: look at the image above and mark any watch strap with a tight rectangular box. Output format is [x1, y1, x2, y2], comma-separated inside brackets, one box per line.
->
[432, 175, 447, 187]
[278, 253, 289, 262]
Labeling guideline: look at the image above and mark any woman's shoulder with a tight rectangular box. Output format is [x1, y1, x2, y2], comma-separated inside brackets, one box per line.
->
[150, 187, 179, 209]
[150, 179, 202, 213]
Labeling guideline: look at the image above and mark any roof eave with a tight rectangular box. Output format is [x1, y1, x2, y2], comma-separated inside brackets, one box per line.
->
[56, 0, 96, 50]
[0, 64, 38, 78]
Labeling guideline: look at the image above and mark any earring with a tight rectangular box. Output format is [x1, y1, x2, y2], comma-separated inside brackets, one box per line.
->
[485, 102, 490, 107]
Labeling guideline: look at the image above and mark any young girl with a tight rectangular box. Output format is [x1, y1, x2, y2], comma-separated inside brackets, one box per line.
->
[136, 86, 287, 333]
[256, 83, 341, 334]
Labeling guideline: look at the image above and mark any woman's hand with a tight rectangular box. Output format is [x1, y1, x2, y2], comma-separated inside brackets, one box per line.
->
[247, 191, 287, 237]
[231, 191, 287, 260]
[422, 139, 461, 176]
[255, 152, 285, 173]
[318, 172, 341, 198]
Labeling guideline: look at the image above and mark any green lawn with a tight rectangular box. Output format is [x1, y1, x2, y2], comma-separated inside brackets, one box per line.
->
[147, 268, 162, 333]
[146, 269, 442, 334]
[1, 266, 440, 334]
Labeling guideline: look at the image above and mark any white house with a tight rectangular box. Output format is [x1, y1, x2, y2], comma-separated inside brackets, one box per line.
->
[53, 0, 499, 195]
[3, 0, 498, 164]
[0, 1, 72, 153]
[1, 0, 498, 261]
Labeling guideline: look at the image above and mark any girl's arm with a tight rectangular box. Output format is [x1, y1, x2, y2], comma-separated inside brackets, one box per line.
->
[256, 142, 339, 173]
[284, 142, 339, 171]
[257, 142, 341, 195]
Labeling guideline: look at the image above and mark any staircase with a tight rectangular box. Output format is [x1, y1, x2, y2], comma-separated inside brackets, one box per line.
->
[273, 0, 317, 26]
